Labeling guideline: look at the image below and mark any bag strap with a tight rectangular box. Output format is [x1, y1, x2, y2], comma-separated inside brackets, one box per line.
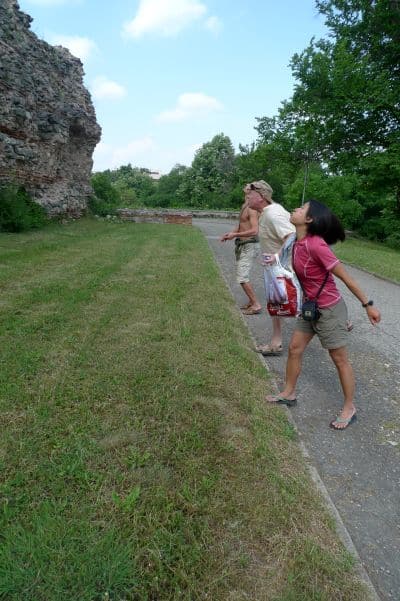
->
[314, 271, 330, 300]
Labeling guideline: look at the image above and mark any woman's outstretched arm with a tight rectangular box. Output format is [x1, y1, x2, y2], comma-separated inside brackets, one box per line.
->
[331, 263, 381, 325]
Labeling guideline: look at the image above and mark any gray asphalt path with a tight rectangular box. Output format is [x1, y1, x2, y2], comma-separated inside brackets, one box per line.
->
[195, 218, 400, 601]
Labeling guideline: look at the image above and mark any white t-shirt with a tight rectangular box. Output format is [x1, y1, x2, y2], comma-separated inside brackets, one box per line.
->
[258, 203, 295, 254]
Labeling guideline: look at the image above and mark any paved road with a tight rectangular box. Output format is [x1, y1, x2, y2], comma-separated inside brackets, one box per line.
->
[195, 218, 400, 601]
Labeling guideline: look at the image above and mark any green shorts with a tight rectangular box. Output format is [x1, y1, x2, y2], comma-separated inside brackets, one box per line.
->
[295, 298, 349, 349]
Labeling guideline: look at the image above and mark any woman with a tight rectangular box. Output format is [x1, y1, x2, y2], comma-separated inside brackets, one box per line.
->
[267, 200, 381, 430]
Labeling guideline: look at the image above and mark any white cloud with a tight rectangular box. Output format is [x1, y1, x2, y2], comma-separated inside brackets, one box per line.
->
[93, 137, 156, 171]
[91, 76, 127, 100]
[123, 0, 210, 38]
[156, 92, 223, 122]
[49, 34, 97, 61]
[204, 15, 222, 35]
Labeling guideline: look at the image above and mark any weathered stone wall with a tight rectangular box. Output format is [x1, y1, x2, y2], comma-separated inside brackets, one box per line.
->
[0, 0, 101, 216]
[117, 208, 241, 224]
[190, 209, 239, 219]
[118, 209, 192, 225]
[117, 208, 239, 224]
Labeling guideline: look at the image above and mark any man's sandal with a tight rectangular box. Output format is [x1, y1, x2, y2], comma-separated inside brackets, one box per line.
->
[266, 395, 297, 407]
[329, 412, 357, 431]
[255, 344, 283, 356]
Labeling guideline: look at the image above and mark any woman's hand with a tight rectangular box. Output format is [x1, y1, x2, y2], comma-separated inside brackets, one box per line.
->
[332, 263, 382, 326]
[366, 305, 381, 325]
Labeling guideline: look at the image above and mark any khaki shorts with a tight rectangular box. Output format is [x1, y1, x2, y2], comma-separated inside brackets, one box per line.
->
[236, 242, 260, 284]
[295, 298, 349, 349]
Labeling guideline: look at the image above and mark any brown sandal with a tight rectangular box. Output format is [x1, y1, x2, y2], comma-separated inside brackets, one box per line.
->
[266, 395, 297, 407]
[255, 344, 283, 356]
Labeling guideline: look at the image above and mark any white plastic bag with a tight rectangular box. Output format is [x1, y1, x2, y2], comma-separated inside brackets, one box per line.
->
[263, 255, 302, 317]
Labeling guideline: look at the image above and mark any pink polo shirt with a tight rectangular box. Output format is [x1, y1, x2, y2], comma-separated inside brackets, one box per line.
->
[293, 235, 341, 308]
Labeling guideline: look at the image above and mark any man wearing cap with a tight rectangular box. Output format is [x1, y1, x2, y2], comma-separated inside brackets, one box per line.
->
[247, 181, 295, 355]
[220, 184, 262, 314]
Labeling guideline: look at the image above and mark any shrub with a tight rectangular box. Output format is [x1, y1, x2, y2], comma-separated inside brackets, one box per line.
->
[385, 231, 400, 249]
[381, 198, 400, 248]
[113, 182, 138, 208]
[0, 184, 48, 232]
[357, 218, 386, 241]
[88, 173, 121, 217]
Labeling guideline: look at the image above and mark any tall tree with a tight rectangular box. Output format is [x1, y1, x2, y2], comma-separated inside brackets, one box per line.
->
[107, 164, 156, 202]
[177, 134, 235, 208]
[150, 164, 187, 208]
[287, 1, 400, 163]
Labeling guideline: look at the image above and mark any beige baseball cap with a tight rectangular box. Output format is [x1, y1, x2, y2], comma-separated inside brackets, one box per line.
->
[250, 180, 273, 201]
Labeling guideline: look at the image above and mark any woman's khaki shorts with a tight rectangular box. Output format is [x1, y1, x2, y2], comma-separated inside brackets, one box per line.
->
[295, 298, 349, 349]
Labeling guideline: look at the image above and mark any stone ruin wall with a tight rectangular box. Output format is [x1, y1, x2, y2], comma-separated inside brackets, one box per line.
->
[0, 0, 101, 216]
[117, 208, 193, 225]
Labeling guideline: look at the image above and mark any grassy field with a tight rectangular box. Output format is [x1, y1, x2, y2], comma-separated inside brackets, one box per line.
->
[0, 219, 370, 600]
[335, 236, 400, 283]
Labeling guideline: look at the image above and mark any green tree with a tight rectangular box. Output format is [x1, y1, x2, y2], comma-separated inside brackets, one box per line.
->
[107, 164, 156, 204]
[235, 138, 303, 205]
[251, 0, 400, 239]
[177, 134, 236, 208]
[114, 181, 137, 207]
[150, 164, 187, 208]
[89, 172, 120, 216]
[285, 169, 364, 229]
[287, 1, 400, 189]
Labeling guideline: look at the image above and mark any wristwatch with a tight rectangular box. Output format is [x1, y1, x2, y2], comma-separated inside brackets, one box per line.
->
[362, 300, 373, 308]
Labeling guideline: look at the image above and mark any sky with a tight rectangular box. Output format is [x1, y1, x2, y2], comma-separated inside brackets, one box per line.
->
[17, 0, 328, 175]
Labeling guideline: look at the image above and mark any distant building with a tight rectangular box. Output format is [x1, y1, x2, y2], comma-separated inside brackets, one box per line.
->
[149, 170, 162, 180]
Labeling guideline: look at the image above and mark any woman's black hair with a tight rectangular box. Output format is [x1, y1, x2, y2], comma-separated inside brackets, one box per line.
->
[305, 199, 346, 245]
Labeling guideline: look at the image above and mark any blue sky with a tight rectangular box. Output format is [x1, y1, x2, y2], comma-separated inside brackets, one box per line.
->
[18, 0, 327, 174]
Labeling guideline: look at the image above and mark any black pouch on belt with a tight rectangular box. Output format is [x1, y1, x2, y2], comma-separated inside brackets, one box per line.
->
[301, 299, 321, 321]
[298, 271, 329, 322]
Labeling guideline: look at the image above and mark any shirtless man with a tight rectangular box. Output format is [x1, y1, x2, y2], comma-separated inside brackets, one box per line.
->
[220, 184, 262, 314]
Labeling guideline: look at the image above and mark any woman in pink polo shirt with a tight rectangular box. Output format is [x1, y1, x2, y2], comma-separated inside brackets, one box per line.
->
[267, 200, 381, 430]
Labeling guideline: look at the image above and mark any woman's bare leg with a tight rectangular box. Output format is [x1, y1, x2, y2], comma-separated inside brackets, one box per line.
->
[328, 346, 356, 428]
[267, 330, 314, 401]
